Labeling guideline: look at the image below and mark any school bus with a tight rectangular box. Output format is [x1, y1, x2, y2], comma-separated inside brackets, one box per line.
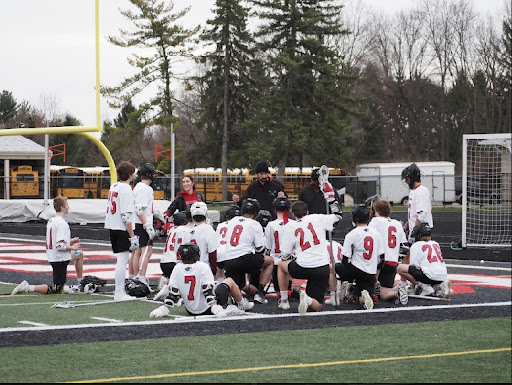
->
[183, 167, 348, 202]
[9, 165, 40, 198]
[50, 166, 89, 198]
[131, 168, 166, 200]
[81, 167, 111, 199]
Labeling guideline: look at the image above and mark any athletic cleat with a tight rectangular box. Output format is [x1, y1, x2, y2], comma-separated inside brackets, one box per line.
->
[254, 293, 268, 304]
[290, 287, 301, 300]
[440, 279, 451, 298]
[361, 290, 373, 310]
[395, 285, 409, 305]
[11, 280, 29, 295]
[278, 298, 290, 310]
[63, 285, 79, 294]
[114, 292, 134, 301]
[225, 304, 244, 315]
[374, 281, 381, 297]
[298, 290, 308, 315]
[237, 297, 254, 311]
[416, 283, 435, 296]
[324, 296, 337, 306]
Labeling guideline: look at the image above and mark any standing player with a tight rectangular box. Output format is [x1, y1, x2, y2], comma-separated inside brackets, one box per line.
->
[277, 200, 342, 314]
[368, 199, 409, 305]
[129, 163, 157, 287]
[397, 223, 450, 298]
[149, 243, 254, 318]
[335, 205, 385, 310]
[104, 161, 139, 301]
[12, 196, 84, 296]
[223, 198, 273, 300]
[401, 163, 433, 241]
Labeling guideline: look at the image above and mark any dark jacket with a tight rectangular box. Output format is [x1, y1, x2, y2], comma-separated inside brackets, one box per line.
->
[165, 190, 204, 215]
[299, 182, 341, 214]
[239, 177, 285, 219]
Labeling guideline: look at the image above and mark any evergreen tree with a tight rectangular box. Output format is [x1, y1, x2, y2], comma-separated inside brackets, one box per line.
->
[0, 90, 18, 128]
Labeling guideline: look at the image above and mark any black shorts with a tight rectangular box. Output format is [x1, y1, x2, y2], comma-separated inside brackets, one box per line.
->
[109, 230, 130, 253]
[408, 265, 443, 285]
[335, 262, 375, 297]
[50, 260, 70, 286]
[160, 262, 176, 278]
[224, 253, 264, 289]
[379, 262, 398, 289]
[134, 223, 153, 247]
[288, 261, 330, 304]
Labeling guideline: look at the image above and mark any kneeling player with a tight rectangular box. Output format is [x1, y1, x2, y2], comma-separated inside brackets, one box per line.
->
[150, 243, 254, 318]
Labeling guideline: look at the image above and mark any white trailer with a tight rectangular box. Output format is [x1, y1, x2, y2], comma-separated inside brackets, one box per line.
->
[356, 161, 456, 205]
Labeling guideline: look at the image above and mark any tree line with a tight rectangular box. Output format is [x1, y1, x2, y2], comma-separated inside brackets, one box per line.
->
[1, 0, 510, 200]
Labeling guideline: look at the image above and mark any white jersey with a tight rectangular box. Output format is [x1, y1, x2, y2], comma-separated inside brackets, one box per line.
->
[133, 182, 154, 225]
[264, 218, 295, 265]
[104, 182, 135, 231]
[169, 261, 215, 315]
[342, 226, 384, 274]
[161, 224, 193, 263]
[224, 216, 264, 261]
[409, 240, 447, 282]
[368, 216, 407, 263]
[184, 222, 219, 265]
[46, 216, 72, 262]
[408, 184, 433, 235]
[216, 221, 229, 263]
[282, 214, 339, 268]
[327, 240, 343, 264]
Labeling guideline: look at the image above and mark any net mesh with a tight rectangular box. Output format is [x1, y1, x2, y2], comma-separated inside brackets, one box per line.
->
[463, 134, 512, 247]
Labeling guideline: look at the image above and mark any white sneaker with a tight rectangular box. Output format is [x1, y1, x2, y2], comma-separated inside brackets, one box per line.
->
[278, 298, 290, 310]
[114, 292, 134, 301]
[11, 280, 29, 295]
[237, 298, 254, 311]
[395, 285, 408, 305]
[361, 290, 374, 310]
[254, 293, 268, 304]
[374, 281, 381, 297]
[63, 285, 79, 294]
[298, 291, 308, 315]
[225, 304, 244, 315]
[324, 296, 336, 306]
[440, 280, 451, 298]
[416, 283, 435, 296]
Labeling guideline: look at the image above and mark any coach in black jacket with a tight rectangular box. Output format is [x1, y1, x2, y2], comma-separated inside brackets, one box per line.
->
[233, 161, 286, 220]
[299, 168, 341, 214]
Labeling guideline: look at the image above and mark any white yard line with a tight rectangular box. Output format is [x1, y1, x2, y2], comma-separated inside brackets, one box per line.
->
[18, 320, 49, 327]
[90, 317, 123, 323]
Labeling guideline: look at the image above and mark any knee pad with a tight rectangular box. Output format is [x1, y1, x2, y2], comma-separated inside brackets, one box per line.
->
[214, 282, 230, 307]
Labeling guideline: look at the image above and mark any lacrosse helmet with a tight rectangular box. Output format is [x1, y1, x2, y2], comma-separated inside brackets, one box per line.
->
[125, 278, 150, 297]
[241, 198, 260, 216]
[190, 201, 208, 220]
[172, 211, 187, 226]
[255, 210, 272, 228]
[179, 243, 200, 263]
[411, 222, 432, 242]
[224, 205, 241, 220]
[273, 196, 291, 212]
[137, 163, 157, 181]
[401, 163, 421, 189]
[351, 204, 370, 224]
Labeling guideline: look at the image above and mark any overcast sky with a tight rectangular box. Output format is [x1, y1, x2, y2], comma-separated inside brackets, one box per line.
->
[0, 0, 506, 128]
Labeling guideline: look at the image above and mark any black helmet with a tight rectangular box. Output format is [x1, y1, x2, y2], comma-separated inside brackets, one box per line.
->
[178, 243, 200, 263]
[255, 161, 270, 173]
[185, 206, 192, 221]
[351, 204, 370, 224]
[137, 163, 157, 180]
[273, 196, 291, 212]
[224, 205, 241, 220]
[241, 198, 260, 216]
[254, 210, 272, 228]
[401, 163, 421, 189]
[311, 168, 320, 181]
[411, 223, 432, 242]
[172, 211, 187, 226]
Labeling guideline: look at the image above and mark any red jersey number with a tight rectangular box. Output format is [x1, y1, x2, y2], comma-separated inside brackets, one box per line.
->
[363, 236, 373, 260]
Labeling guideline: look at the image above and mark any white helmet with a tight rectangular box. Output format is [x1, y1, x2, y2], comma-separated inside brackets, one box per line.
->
[190, 201, 208, 219]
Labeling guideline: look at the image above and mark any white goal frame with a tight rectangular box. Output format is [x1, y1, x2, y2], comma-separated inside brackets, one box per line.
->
[462, 133, 512, 248]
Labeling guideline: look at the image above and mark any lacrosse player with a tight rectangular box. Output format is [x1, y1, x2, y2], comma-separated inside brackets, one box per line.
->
[368, 199, 409, 305]
[299, 168, 342, 214]
[277, 199, 342, 314]
[216, 205, 241, 282]
[129, 163, 157, 287]
[335, 205, 385, 310]
[401, 163, 433, 241]
[104, 161, 138, 301]
[397, 223, 450, 298]
[149, 243, 254, 318]
[232, 160, 286, 220]
[12, 196, 84, 296]
[223, 198, 274, 300]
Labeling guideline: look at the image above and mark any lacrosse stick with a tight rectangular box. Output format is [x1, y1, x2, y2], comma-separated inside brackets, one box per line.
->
[52, 300, 119, 308]
[407, 294, 452, 302]
[137, 244, 150, 277]
[318, 165, 338, 306]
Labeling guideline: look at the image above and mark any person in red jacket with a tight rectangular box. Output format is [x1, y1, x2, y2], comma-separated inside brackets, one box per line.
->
[164, 175, 205, 218]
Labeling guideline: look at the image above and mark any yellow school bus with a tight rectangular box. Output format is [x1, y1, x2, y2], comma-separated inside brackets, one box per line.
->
[10, 165, 40, 198]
